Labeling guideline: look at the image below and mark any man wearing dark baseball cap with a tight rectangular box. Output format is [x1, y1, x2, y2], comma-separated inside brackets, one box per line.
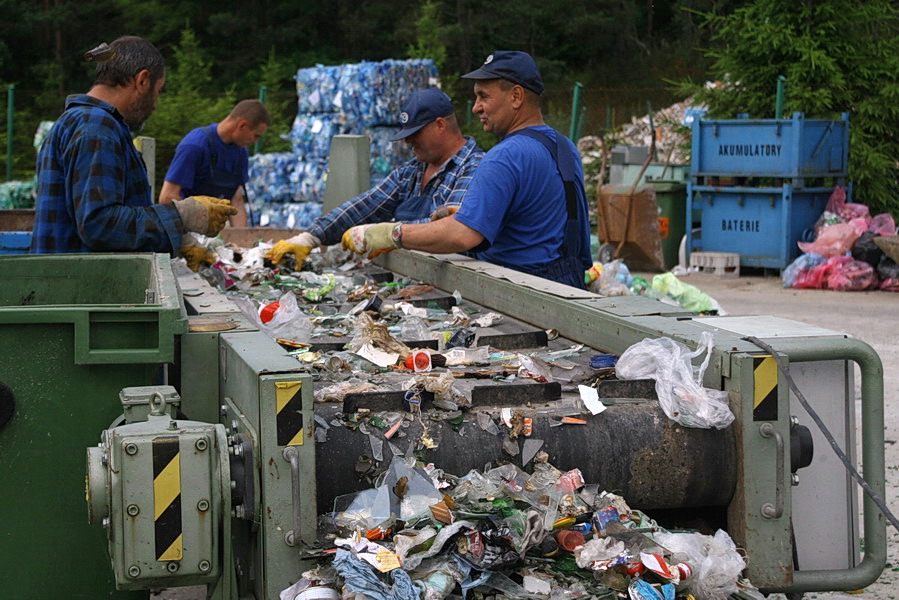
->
[267, 88, 483, 266]
[343, 51, 591, 290]
[458, 50, 545, 95]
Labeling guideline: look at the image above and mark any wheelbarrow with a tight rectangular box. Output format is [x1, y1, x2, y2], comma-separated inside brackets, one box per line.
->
[595, 118, 665, 271]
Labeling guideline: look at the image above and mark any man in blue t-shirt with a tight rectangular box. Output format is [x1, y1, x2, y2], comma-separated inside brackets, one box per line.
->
[159, 99, 270, 227]
[341, 51, 592, 289]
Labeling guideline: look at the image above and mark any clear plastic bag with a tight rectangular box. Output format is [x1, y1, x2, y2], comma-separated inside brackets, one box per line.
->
[615, 331, 734, 429]
[591, 259, 632, 297]
[231, 291, 313, 343]
[655, 529, 745, 600]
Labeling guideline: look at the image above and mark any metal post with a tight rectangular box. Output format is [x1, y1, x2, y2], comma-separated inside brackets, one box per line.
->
[6, 84, 14, 181]
[569, 81, 583, 140]
[254, 85, 268, 155]
[775, 75, 786, 119]
[576, 105, 587, 140]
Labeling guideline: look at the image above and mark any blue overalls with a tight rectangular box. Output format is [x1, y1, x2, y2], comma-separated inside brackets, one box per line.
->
[195, 124, 244, 200]
[504, 128, 591, 290]
[392, 167, 441, 222]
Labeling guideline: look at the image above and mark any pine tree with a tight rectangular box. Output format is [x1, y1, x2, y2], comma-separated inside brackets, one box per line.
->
[684, 0, 899, 215]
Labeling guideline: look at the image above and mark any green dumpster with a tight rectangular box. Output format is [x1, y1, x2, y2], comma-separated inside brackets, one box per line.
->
[648, 179, 687, 270]
[0, 253, 187, 600]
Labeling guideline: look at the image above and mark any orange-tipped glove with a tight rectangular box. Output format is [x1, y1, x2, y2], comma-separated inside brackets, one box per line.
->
[341, 222, 402, 258]
[430, 205, 460, 221]
[174, 195, 237, 237]
[266, 232, 321, 266]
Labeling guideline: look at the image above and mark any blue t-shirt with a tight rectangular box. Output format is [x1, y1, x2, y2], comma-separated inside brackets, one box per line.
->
[164, 123, 248, 198]
[455, 125, 583, 269]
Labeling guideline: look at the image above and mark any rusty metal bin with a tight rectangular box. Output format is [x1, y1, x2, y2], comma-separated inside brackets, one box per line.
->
[596, 183, 665, 271]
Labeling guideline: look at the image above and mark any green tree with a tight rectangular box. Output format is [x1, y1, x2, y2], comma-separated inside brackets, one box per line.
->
[250, 47, 295, 154]
[142, 27, 236, 189]
[406, 0, 449, 76]
[682, 0, 899, 215]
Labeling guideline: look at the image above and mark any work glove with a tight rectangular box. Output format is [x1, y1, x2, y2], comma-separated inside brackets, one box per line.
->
[342, 222, 401, 258]
[265, 232, 321, 266]
[174, 195, 238, 237]
[179, 234, 216, 272]
[430, 205, 460, 221]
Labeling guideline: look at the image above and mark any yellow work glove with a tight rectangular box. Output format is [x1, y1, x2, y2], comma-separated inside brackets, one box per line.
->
[174, 195, 238, 237]
[178, 233, 217, 272]
[430, 205, 460, 221]
[179, 244, 216, 272]
[266, 232, 321, 266]
[341, 222, 401, 257]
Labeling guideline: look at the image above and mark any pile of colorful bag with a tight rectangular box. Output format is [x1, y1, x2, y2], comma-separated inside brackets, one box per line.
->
[783, 186, 899, 291]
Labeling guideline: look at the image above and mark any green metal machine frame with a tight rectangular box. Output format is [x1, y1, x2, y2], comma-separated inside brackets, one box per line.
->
[1, 252, 885, 598]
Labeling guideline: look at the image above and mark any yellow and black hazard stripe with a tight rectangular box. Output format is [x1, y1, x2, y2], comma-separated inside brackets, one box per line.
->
[153, 436, 183, 561]
[276, 381, 304, 446]
[753, 356, 778, 421]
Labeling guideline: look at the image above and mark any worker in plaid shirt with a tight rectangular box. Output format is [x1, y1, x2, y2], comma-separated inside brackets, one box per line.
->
[31, 36, 235, 264]
[266, 88, 483, 267]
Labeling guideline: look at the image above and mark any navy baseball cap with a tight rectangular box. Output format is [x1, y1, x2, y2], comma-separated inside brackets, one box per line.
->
[461, 51, 544, 95]
[390, 88, 454, 141]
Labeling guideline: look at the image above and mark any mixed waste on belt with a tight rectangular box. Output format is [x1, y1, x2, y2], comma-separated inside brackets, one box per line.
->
[186, 241, 760, 600]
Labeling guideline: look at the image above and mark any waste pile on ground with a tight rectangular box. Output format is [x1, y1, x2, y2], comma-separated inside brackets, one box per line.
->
[783, 186, 899, 292]
[183, 240, 757, 599]
[609, 98, 697, 165]
[247, 59, 437, 228]
[578, 99, 704, 181]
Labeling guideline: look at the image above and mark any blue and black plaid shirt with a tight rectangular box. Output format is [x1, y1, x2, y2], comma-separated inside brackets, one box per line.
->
[31, 94, 183, 254]
[308, 136, 483, 245]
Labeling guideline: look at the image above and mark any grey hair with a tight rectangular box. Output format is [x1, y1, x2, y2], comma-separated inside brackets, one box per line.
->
[93, 36, 164, 88]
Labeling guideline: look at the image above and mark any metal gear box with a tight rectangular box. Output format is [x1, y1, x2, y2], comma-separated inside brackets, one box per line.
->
[87, 401, 226, 590]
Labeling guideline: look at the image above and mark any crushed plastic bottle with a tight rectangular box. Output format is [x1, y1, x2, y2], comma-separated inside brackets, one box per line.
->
[443, 346, 490, 366]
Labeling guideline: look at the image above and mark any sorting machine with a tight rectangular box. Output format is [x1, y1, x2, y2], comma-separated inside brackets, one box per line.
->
[0, 249, 886, 599]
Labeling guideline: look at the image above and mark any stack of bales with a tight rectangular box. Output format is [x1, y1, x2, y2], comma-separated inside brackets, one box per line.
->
[248, 59, 439, 228]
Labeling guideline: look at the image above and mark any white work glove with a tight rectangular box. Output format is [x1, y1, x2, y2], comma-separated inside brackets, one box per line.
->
[341, 222, 401, 257]
[265, 232, 322, 266]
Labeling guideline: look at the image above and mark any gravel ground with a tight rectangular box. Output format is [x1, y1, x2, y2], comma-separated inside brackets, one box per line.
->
[664, 270, 899, 600]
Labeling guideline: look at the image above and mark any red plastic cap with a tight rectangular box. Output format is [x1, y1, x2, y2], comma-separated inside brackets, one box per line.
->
[259, 301, 280, 324]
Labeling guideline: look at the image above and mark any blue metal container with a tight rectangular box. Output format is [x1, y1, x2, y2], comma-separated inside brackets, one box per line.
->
[686, 183, 838, 269]
[0, 231, 31, 254]
[691, 112, 849, 182]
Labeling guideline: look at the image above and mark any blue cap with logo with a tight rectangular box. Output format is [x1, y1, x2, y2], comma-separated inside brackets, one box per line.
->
[461, 51, 544, 95]
[390, 88, 455, 141]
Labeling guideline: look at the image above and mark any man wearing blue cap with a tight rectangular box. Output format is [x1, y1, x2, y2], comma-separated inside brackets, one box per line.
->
[343, 51, 592, 289]
[267, 88, 483, 266]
